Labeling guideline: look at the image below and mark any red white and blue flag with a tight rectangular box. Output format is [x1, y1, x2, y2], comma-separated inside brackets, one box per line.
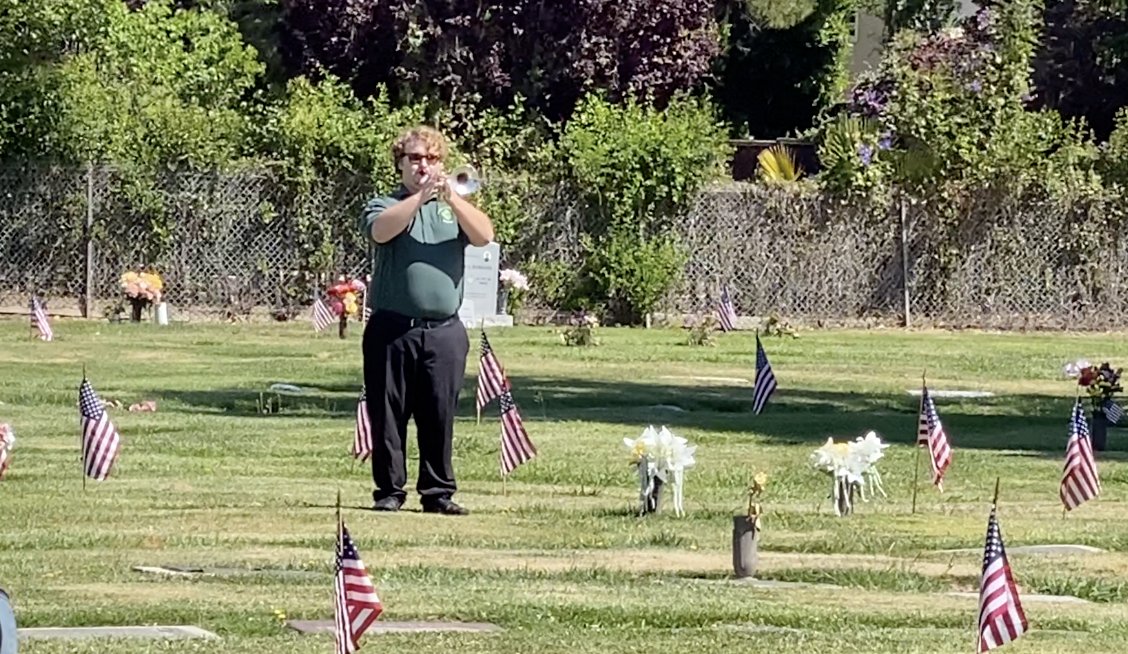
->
[79, 378, 122, 481]
[334, 521, 382, 654]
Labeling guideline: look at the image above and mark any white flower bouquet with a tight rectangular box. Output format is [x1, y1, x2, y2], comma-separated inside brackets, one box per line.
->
[622, 425, 697, 516]
[809, 431, 888, 516]
[0, 423, 14, 480]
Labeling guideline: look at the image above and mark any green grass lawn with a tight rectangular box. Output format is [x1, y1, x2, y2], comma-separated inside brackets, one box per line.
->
[2, 319, 1127, 653]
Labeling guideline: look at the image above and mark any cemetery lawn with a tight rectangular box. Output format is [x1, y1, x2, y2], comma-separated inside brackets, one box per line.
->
[2, 320, 1128, 653]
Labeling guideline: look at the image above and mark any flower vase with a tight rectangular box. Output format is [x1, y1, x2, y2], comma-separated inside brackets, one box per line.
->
[732, 515, 760, 578]
[637, 460, 664, 515]
[645, 476, 664, 513]
[129, 298, 148, 323]
[497, 287, 509, 315]
[1091, 410, 1108, 452]
[338, 313, 348, 340]
[834, 478, 855, 517]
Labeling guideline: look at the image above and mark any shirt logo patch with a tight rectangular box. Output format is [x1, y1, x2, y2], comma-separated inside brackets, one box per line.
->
[438, 205, 455, 224]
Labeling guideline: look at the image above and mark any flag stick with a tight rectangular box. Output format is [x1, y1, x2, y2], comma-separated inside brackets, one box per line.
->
[911, 369, 926, 514]
[992, 476, 1001, 510]
[476, 321, 485, 425]
[911, 445, 922, 514]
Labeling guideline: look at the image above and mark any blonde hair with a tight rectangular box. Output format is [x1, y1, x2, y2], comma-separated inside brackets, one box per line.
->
[392, 126, 449, 165]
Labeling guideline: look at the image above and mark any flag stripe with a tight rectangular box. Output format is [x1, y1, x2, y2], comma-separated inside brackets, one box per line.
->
[752, 335, 777, 415]
[499, 390, 536, 475]
[918, 387, 953, 490]
[717, 286, 736, 332]
[352, 390, 372, 461]
[976, 508, 1028, 652]
[476, 331, 508, 412]
[79, 379, 122, 481]
[335, 523, 382, 654]
[1061, 400, 1100, 511]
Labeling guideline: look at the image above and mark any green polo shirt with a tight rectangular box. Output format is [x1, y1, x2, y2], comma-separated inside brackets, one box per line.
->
[358, 186, 468, 319]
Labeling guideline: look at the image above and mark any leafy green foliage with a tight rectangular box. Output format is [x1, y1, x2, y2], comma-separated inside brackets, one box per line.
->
[712, 0, 858, 138]
[257, 76, 422, 185]
[1099, 107, 1128, 187]
[1033, 0, 1128, 141]
[1, 0, 262, 167]
[556, 94, 731, 323]
[818, 1, 1099, 196]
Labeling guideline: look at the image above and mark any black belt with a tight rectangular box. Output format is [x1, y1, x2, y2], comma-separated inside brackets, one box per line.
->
[373, 309, 457, 329]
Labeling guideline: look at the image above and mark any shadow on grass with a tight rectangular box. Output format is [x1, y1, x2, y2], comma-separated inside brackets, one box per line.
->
[152, 375, 1128, 454]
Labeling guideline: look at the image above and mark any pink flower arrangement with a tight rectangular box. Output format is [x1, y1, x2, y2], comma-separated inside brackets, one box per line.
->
[325, 277, 367, 318]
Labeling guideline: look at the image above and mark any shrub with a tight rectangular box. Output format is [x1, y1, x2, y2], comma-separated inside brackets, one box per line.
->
[556, 93, 731, 323]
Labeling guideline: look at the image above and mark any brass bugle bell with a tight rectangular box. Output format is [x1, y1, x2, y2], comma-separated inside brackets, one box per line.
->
[446, 165, 481, 197]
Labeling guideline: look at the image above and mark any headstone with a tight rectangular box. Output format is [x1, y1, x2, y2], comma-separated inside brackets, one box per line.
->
[459, 242, 512, 328]
[285, 620, 502, 635]
[946, 592, 1088, 604]
[906, 389, 994, 398]
[934, 544, 1105, 556]
[1, 588, 16, 654]
[18, 626, 219, 640]
[131, 565, 322, 581]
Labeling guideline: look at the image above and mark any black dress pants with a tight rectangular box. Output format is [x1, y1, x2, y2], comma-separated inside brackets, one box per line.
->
[362, 310, 469, 504]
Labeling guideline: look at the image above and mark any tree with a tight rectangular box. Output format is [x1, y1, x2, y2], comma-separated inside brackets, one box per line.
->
[712, 0, 859, 138]
[1032, 0, 1128, 141]
[278, 0, 723, 120]
[0, 0, 262, 166]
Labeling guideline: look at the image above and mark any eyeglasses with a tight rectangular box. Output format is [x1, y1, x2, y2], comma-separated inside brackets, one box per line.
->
[405, 153, 440, 164]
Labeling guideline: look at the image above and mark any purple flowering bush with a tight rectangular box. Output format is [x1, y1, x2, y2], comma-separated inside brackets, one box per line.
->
[818, 1, 1086, 195]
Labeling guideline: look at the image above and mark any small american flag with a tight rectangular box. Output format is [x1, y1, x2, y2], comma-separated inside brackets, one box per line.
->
[1102, 399, 1123, 424]
[752, 334, 777, 415]
[334, 521, 382, 654]
[30, 296, 53, 341]
[717, 286, 737, 332]
[312, 295, 335, 332]
[352, 388, 372, 462]
[918, 385, 953, 490]
[476, 331, 508, 417]
[79, 378, 122, 481]
[499, 389, 536, 476]
[1061, 400, 1100, 512]
[976, 506, 1028, 652]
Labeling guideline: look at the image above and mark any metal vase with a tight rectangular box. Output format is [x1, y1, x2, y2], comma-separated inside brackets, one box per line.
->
[732, 515, 759, 578]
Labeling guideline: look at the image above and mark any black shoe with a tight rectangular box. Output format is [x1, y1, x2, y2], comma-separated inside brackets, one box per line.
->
[422, 498, 469, 516]
[372, 496, 404, 512]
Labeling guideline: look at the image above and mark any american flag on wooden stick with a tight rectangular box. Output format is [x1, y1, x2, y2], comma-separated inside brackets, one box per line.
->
[499, 389, 536, 476]
[918, 385, 953, 490]
[976, 504, 1028, 652]
[1060, 400, 1100, 512]
[30, 296, 53, 341]
[717, 286, 737, 332]
[334, 520, 382, 654]
[476, 330, 508, 419]
[752, 334, 777, 414]
[79, 378, 122, 481]
[351, 388, 372, 462]
[311, 295, 335, 332]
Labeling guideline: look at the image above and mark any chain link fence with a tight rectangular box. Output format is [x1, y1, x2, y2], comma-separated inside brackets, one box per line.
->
[1, 164, 1125, 329]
